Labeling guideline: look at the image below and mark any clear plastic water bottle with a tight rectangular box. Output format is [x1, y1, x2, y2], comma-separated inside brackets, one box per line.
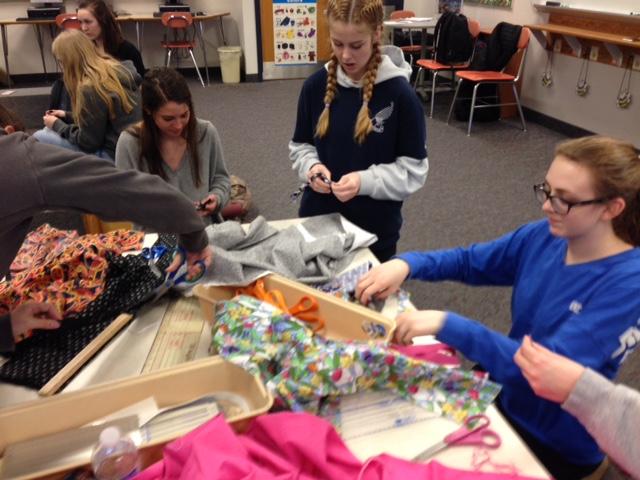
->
[91, 427, 139, 480]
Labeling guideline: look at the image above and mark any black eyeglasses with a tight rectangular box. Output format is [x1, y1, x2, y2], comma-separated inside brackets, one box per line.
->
[533, 183, 609, 215]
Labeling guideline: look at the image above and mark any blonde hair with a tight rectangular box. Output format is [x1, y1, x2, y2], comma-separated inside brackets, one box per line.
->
[52, 30, 135, 126]
[315, 0, 384, 144]
[555, 135, 640, 246]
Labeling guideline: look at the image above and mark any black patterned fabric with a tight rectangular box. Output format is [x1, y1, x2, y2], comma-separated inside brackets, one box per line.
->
[0, 235, 177, 390]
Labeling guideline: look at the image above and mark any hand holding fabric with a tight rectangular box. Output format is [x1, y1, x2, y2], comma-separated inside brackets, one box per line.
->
[356, 259, 410, 305]
[514, 335, 585, 403]
[45, 109, 66, 119]
[11, 301, 62, 343]
[307, 163, 332, 194]
[332, 172, 360, 202]
[196, 194, 218, 217]
[42, 114, 59, 129]
[394, 310, 446, 345]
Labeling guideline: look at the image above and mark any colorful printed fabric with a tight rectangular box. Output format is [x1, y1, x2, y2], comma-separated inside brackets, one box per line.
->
[0, 224, 143, 317]
[313, 262, 413, 313]
[211, 296, 501, 422]
[0, 234, 177, 389]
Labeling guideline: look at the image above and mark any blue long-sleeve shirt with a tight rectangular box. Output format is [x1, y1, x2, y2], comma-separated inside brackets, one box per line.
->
[399, 220, 640, 465]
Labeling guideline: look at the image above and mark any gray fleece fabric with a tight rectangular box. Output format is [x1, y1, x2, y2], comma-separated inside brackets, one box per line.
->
[198, 214, 361, 287]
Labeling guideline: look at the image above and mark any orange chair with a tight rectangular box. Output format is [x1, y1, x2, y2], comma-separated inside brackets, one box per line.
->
[413, 18, 480, 118]
[390, 10, 423, 65]
[446, 27, 531, 136]
[161, 12, 206, 87]
[55, 13, 81, 30]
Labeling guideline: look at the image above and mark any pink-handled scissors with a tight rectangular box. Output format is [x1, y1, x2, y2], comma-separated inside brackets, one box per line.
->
[412, 414, 501, 462]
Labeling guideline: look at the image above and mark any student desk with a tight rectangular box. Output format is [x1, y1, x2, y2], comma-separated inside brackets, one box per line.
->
[0, 12, 229, 87]
[383, 17, 438, 60]
[0, 218, 550, 478]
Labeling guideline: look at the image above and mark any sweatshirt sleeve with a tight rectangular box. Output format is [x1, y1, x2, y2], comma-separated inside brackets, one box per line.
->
[438, 283, 640, 389]
[115, 131, 140, 171]
[51, 86, 109, 153]
[0, 314, 14, 354]
[397, 224, 530, 286]
[205, 123, 231, 211]
[27, 136, 208, 252]
[358, 88, 428, 201]
[563, 369, 640, 478]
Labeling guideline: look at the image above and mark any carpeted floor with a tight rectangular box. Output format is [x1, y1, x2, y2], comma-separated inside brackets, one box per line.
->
[8, 77, 635, 479]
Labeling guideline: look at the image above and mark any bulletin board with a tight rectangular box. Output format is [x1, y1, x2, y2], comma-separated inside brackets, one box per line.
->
[260, 0, 332, 79]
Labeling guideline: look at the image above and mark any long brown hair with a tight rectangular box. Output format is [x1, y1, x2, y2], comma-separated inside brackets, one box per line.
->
[52, 30, 135, 125]
[315, 0, 384, 144]
[77, 0, 124, 55]
[130, 68, 202, 187]
[555, 136, 640, 246]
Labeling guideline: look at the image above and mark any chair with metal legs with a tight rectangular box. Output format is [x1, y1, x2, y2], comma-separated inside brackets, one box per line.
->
[390, 10, 423, 65]
[446, 27, 531, 136]
[413, 18, 480, 118]
[161, 12, 206, 87]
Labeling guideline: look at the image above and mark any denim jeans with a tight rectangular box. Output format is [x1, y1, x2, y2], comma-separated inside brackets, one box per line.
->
[32, 127, 112, 160]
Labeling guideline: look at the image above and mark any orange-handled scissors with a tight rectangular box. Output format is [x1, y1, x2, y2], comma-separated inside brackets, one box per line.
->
[288, 295, 324, 331]
[412, 414, 501, 462]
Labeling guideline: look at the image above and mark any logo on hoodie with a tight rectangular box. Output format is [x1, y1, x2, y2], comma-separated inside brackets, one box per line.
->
[371, 102, 394, 133]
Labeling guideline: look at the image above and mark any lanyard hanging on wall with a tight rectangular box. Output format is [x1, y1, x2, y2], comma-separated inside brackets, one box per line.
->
[617, 56, 633, 109]
[576, 54, 590, 96]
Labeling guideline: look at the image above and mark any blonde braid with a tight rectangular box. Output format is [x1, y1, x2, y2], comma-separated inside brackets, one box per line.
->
[315, 55, 339, 139]
[354, 44, 382, 144]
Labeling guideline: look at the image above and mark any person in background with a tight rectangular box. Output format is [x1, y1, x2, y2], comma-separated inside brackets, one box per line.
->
[514, 335, 640, 479]
[50, 0, 145, 110]
[77, 0, 145, 76]
[0, 105, 211, 353]
[116, 68, 230, 225]
[355, 136, 640, 479]
[35, 30, 141, 160]
[289, 0, 428, 262]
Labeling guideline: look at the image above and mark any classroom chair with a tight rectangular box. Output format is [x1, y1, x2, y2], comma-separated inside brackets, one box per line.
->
[413, 18, 480, 118]
[55, 13, 81, 31]
[161, 12, 206, 87]
[446, 26, 531, 136]
[390, 10, 423, 65]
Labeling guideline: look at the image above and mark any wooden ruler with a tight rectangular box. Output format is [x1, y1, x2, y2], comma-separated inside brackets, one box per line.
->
[142, 297, 205, 373]
[39, 313, 134, 397]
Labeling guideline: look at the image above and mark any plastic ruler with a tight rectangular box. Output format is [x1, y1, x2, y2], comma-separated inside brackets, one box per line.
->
[142, 296, 205, 373]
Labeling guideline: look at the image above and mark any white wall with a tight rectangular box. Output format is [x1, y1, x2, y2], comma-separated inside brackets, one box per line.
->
[0, 0, 259, 77]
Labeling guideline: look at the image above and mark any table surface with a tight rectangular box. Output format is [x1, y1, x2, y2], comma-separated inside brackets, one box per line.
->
[383, 17, 438, 28]
[0, 217, 549, 478]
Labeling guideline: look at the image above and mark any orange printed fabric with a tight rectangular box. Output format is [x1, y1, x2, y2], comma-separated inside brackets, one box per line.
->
[1, 224, 144, 317]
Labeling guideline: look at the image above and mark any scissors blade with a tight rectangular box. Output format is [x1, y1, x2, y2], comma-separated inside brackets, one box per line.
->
[412, 440, 447, 462]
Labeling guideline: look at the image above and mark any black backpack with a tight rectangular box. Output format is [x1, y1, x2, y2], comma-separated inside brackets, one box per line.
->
[433, 12, 473, 65]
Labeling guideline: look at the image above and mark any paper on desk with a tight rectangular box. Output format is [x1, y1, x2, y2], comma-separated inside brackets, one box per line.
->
[331, 390, 438, 441]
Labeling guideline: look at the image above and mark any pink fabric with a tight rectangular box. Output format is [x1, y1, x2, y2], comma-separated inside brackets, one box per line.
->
[135, 413, 545, 480]
[391, 343, 462, 367]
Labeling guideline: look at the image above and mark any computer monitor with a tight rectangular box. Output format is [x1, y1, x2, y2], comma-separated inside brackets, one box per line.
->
[30, 0, 63, 4]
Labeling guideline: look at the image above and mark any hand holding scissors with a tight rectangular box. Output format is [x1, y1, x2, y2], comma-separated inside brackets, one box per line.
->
[412, 414, 501, 462]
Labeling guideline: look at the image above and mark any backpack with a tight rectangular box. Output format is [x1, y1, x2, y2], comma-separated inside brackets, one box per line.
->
[433, 12, 473, 65]
[220, 175, 252, 221]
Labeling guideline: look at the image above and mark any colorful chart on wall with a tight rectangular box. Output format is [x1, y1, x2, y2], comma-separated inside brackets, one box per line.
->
[273, 0, 318, 65]
[438, 0, 463, 13]
[465, 0, 512, 7]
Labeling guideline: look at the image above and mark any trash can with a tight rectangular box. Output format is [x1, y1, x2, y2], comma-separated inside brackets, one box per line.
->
[217, 46, 242, 84]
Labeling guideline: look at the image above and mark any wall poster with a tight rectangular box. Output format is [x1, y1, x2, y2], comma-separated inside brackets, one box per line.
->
[273, 0, 318, 65]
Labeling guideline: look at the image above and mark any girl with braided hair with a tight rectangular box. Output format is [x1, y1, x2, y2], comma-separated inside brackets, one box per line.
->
[290, 0, 428, 261]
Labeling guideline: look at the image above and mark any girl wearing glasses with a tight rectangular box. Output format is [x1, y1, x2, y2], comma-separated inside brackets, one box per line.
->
[356, 136, 640, 479]
[289, 0, 428, 262]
